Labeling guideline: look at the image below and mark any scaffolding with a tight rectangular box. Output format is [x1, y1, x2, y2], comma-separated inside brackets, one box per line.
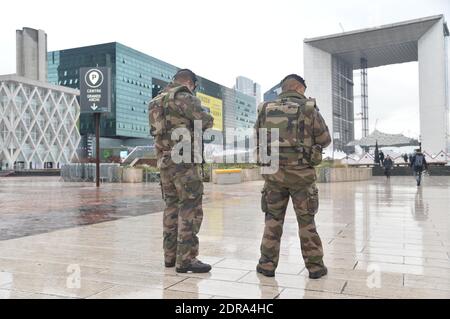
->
[360, 58, 369, 138]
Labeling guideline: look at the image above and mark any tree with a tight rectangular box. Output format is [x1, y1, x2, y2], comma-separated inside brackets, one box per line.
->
[374, 141, 380, 165]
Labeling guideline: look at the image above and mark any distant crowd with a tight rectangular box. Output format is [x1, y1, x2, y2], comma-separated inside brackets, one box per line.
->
[379, 149, 428, 186]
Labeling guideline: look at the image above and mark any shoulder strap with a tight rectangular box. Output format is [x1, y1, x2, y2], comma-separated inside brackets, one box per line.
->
[305, 99, 316, 115]
[297, 98, 318, 150]
[259, 101, 272, 125]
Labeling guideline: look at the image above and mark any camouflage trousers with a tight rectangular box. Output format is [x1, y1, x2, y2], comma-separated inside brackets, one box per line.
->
[160, 164, 204, 268]
[258, 167, 325, 273]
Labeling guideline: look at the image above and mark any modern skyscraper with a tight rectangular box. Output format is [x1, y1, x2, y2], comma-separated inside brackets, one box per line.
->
[48, 43, 257, 154]
[235, 76, 254, 96]
[253, 82, 262, 105]
[16, 28, 48, 82]
[235, 76, 262, 106]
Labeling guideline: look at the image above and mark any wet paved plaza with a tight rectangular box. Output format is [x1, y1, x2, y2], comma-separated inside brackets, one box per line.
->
[0, 175, 450, 299]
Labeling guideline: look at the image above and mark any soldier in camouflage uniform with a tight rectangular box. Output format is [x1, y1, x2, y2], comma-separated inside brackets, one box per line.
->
[256, 74, 331, 279]
[149, 69, 214, 273]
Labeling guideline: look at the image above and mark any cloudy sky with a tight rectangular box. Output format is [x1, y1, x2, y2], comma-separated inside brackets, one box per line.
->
[1, 0, 449, 139]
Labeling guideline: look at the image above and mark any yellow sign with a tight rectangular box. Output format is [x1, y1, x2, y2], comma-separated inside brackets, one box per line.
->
[196, 92, 223, 131]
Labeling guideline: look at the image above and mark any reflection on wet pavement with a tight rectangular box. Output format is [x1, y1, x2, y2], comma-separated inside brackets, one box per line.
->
[0, 176, 450, 299]
[0, 177, 165, 240]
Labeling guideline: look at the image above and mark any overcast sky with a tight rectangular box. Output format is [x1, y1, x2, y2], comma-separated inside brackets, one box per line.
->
[1, 0, 449, 139]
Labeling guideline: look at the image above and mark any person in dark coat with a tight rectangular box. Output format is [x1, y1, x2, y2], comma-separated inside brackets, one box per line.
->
[383, 155, 394, 179]
[410, 149, 428, 186]
[403, 153, 409, 163]
[379, 151, 385, 166]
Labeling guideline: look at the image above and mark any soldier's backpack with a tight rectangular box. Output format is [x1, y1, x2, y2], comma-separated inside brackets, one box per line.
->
[148, 86, 192, 137]
[414, 154, 424, 168]
[259, 96, 322, 167]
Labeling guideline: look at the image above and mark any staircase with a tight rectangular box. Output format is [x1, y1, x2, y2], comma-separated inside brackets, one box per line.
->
[122, 146, 156, 166]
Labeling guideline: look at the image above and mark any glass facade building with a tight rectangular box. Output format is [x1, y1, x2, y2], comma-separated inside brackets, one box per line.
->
[263, 83, 282, 103]
[223, 87, 256, 130]
[331, 57, 354, 153]
[48, 42, 256, 149]
[235, 76, 262, 106]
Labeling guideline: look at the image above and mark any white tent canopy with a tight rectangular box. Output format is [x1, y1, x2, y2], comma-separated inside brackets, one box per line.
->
[347, 130, 419, 148]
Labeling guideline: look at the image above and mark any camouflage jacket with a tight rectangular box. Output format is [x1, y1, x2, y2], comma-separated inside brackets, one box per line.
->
[149, 83, 214, 168]
[255, 91, 331, 168]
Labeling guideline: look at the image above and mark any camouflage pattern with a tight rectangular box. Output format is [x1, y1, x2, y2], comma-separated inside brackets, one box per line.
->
[256, 90, 331, 273]
[149, 83, 214, 169]
[160, 164, 204, 267]
[149, 83, 213, 267]
[257, 91, 329, 167]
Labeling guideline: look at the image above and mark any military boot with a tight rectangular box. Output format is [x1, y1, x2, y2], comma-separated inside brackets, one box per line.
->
[256, 265, 275, 277]
[165, 261, 176, 268]
[176, 259, 211, 273]
[309, 266, 328, 280]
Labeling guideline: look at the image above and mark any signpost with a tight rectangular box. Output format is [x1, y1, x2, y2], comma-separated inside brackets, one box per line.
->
[79, 67, 111, 187]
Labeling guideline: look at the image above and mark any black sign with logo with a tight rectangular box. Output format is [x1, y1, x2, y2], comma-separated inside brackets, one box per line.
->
[79, 67, 111, 113]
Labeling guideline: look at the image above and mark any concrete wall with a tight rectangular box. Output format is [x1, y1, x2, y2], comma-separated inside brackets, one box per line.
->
[241, 168, 264, 182]
[218, 167, 371, 184]
[316, 167, 372, 183]
[373, 165, 450, 176]
[418, 18, 448, 156]
[61, 164, 146, 183]
[122, 168, 143, 183]
[16, 28, 47, 82]
[212, 170, 242, 185]
[303, 43, 334, 151]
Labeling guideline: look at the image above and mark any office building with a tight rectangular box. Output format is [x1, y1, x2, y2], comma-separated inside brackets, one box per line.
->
[304, 15, 449, 155]
[263, 83, 282, 103]
[48, 43, 257, 157]
[235, 76, 262, 106]
[0, 28, 80, 171]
